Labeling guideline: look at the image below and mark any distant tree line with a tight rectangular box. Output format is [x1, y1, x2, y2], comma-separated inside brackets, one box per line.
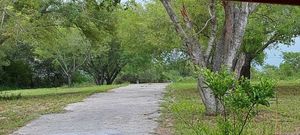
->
[0, 0, 192, 89]
[253, 52, 300, 80]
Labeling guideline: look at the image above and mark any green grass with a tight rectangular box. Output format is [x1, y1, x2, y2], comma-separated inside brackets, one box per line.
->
[0, 84, 125, 135]
[161, 82, 300, 135]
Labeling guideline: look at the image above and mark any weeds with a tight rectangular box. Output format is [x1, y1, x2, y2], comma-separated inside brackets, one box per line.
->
[162, 81, 300, 135]
[0, 92, 22, 100]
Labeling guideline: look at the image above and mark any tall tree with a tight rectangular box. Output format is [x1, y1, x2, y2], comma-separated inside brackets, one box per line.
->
[240, 5, 300, 79]
[32, 28, 90, 86]
[160, 0, 257, 115]
[281, 52, 300, 73]
[57, 0, 126, 85]
[0, 0, 13, 67]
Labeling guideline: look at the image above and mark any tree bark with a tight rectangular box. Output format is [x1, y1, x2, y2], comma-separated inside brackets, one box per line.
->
[198, 76, 224, 115]
[160, 0, 256, 115]
[67, 74, 72, 87]
[238, 53, 252, 79]
[94, 74, 104, 85]
[214, 2, 252, 71]
[94, 72, 105, 85]
[105, 68, 121, 85]
[160, 0, 220, 115]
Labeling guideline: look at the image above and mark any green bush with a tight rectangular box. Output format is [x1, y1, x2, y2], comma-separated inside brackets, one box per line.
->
[203, 68, 276, 135]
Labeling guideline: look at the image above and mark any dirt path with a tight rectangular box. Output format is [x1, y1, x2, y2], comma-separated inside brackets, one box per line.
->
[12, 83, 168, 135]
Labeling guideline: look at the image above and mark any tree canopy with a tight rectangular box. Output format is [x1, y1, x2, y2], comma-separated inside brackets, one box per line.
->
[0, 0, 299, 91]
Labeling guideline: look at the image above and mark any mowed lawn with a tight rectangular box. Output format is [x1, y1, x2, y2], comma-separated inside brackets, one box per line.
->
[161, 81, 300, 135]
[0, 84, 125, 135]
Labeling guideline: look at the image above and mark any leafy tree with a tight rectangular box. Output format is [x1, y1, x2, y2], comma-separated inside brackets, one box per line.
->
[278, 52, 300, 79]
[32, 28, 90, 86]
[159, 0, 300, 115]
[282, 52, 300, 72]
[54, 0, 127, 85]
[252, 52, 300, 81]
[0, 0, 14, 67]
[240, 5, 300, 79]
[160, 0, 258, 115]
[0, 42, 65, 88]
[116, 1, 184, 83]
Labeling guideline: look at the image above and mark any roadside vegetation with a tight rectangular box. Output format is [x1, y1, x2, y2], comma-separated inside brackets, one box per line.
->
[0, 84, 124, 135]
[161, 82, 300, 135]
[1, 0, 300, 135]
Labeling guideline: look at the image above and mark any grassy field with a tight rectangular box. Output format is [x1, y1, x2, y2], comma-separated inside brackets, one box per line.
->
[161, 82, 300, 135]
[0, 84, 125, 135]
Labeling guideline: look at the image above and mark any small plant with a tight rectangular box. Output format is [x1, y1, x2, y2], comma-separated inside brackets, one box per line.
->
[202, 68, 275, 135]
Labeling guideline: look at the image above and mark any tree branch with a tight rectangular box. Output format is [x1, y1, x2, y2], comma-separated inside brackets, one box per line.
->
[253, 33, 279, 57]
[160, 0, 188, 40]
[1, 9, 6, 29]
[249, 3, 259, 13]
[196, 2, 214, 35]
[196, 18, 212, 35]
[204, 0, 217, 64]
[160, 0, 205, 67]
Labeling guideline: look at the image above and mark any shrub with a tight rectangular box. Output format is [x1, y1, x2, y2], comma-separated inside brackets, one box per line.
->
[202, 68, 275, 135]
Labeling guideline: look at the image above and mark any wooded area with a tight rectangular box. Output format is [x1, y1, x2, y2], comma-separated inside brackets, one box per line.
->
[0, 0, 191, 89]
[1, 0, 300, 134]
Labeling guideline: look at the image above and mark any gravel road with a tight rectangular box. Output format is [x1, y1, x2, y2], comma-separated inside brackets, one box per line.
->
[12, 83, 168, 135]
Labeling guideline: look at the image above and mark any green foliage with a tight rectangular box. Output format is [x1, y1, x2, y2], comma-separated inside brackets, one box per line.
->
[243, 5, 300, 65]
[0, 0, 299, 90]
[32, 28, 90, 86]
[0, 0, 190, 88]
[253, 52, 300, 81]
[202, 68, 275, 135]
[281, 52, 300, 73]
[72, 71, 93, 84]
[203, 69, 236, 99]
[162, 82, 300, 135]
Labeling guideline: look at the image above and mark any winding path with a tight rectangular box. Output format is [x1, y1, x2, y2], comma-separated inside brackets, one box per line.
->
[13, 83, 168, 135]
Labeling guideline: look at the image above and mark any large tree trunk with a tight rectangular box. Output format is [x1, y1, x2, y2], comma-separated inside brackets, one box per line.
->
[203, 2, 255, 115]
[214, 2, 253, 71]
[160, 0, 257, 115]
[198, 76, 224, 115]
[239, 53, 252, 79]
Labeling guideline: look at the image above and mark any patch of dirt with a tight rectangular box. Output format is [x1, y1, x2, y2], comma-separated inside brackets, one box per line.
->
[278, 127, 300, 135]
[254, 110, 275, 122]
[155, 117, 173, 135]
